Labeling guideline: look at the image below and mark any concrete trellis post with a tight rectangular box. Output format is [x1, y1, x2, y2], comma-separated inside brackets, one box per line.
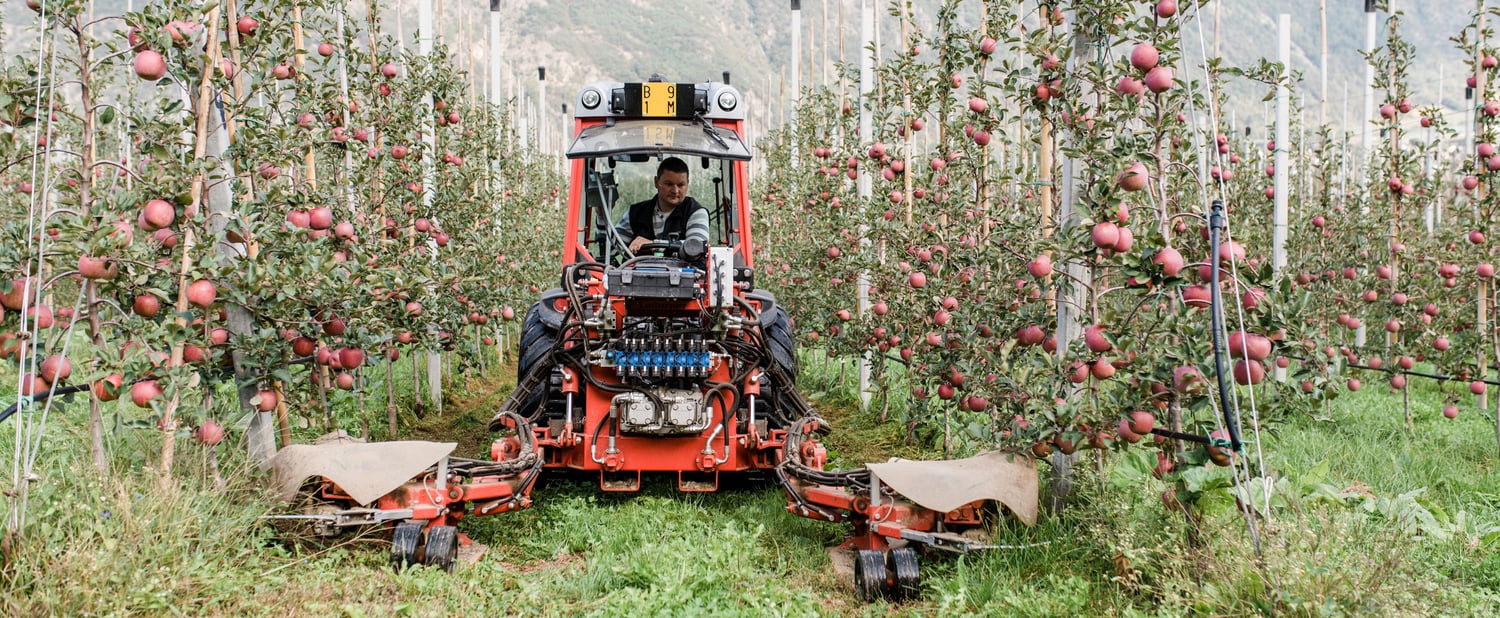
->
[856, 0, 873, 412]
[1274, 14, 1291, 382]
[790, 0, 801, 167]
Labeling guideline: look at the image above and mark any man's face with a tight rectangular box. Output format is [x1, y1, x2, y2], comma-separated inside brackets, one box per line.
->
[655, 170, 689, 209]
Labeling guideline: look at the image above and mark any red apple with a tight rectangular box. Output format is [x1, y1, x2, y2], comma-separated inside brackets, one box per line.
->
[1173, 365, 1204, 393]
[131, 380, 162, 407]
[78, 256, 117, 280]
[195, 420, 225, 446]
[308, 207, 333, 230]
[134, 50, 167, 80]
[39, 354, 71, 384]
[186, 279, 217, 308]
[93, 374, 123, 401]
[1232, 359, 1265, 385]
[133, 294, 161, 318]
[339, 347, 365, 369]
[1182, 284, 1211, 308]
[1144, 66, 1173, 93]
[140, 199, 175, 231]
[1084, 324, 1111, 353]
[1117, 76, 1145, 96]
[1128, 411, 1156, 435]
[1027, 254, 1053, 278]
[1153, 247, 1184, 276]
[1112, 227, 1134, 253]
[1228, 331, 1271, 361]
[236, 16, 259, 36]
[1117, 161, 1149, 191]
[1091, 222, 1120, 249]
[1130, 44, 1159, 71]
[1017, 325, 1045, 346]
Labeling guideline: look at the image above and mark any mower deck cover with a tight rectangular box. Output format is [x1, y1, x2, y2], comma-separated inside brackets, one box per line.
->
[270, 439, 456, 506]
[866, 451, 1039, 526]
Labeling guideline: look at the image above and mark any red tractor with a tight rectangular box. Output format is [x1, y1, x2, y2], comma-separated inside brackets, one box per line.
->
[270, 78, 1036, 601]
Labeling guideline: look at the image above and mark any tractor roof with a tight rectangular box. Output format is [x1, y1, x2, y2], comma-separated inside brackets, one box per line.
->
[572, 81, 746, 122]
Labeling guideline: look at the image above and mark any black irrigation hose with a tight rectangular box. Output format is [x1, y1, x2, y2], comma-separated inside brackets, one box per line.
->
[1150, 427, 1214, 445]
[0, 383, 92, 425]
[1281, 351, 1500, 388]
[1343, 362, 1500, 387]
[1207, 199, 1245, 453]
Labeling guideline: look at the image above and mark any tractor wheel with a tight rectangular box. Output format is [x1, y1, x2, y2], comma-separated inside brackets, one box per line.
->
[390, 521, 423, 570]
[852, 548, 889, 602]
[760, 306, 799, 426]
[518, 301, 550, 353]
[887, 547, 921, 600]
[763, 305, 797, 380]
[516, 303, 558, 419]
[422, 525, 459, 572]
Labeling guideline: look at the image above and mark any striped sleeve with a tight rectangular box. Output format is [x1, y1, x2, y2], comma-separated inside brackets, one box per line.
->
[614, 208, 635, 242]
[685, 206, 710, 242]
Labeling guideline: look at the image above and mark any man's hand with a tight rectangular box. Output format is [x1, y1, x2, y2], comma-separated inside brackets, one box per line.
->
[628, 236, 650, 253]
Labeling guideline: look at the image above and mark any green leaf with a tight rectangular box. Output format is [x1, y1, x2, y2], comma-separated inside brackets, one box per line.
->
[1108, 448, 1155, 491]
[1302, 460, 1330, 487]
[1180, 465, 1233, 494]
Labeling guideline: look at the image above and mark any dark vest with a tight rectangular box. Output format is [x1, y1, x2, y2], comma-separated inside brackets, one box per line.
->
[628, 197, 704, 241]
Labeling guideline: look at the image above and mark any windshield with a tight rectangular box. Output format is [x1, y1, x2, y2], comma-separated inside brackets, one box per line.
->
[566, 119, 752, 161]
[576, 153, 742, 265]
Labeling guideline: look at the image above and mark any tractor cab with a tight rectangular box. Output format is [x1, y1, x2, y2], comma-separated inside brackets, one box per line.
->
[563, 80, 754, 268]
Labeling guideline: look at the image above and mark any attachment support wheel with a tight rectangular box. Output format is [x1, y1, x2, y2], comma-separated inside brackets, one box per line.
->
[422, 525, 459, 572]
[852, 548, 889, 601]
[390, 521, 423, 570]
[887, 547, 921, 599]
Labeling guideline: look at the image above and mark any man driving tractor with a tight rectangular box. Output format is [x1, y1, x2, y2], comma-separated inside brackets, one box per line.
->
[613, 156, 711, 253]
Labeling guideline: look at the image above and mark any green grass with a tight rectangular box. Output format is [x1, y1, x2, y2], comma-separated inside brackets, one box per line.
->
[2, 354, 1499, 616]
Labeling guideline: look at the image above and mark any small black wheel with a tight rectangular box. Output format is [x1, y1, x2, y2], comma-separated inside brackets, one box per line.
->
[422, 525, 459, 572]
[852, 548, 889, 602]
[887, 547, 921, 600]
[389, 522, 422, 570]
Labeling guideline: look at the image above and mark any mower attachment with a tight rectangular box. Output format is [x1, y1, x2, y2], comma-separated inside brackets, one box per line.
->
[265, 413, 541, 570]
[777, 415, 1039, 601]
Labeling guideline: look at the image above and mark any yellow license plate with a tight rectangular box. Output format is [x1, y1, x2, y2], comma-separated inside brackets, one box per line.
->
[640, 83, 681, 117]
[642, 124, 676, 146]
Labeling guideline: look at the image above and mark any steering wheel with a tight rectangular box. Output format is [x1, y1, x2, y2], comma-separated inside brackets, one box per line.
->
[634, 241, 679, 256]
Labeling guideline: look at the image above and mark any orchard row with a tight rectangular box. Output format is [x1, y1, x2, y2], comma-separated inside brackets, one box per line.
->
[0, 0, 564, 473]
[752, 1, 1500, 474]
